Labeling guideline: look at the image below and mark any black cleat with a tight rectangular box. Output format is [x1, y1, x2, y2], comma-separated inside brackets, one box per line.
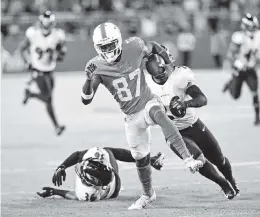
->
[23, 89, 31, 105]
[55, 125, 66, 136]
[229, 178, 240, 196]
[151, 152, 165, 170]
[254, 119, 260, 126]
[221, 180, 235, 200]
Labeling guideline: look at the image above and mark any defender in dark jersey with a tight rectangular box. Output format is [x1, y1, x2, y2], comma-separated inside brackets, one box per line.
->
[81, 22, 203, 209]
[37, 147, 164, 201]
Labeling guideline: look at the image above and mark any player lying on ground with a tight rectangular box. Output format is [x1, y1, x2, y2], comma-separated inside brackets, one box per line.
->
[17, 11, 66, 135]
[223, 13, 260, 125]
[80, 22, 203, 209]
[145, 47, 239, 199]
[37, 147, 164, 201]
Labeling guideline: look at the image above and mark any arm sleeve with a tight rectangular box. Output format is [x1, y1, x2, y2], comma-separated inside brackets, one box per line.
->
[60, 150, 88, 169]
[185, 85, 207, 108]
[81, 74, 102, 104]
[104, 147, 135, 162]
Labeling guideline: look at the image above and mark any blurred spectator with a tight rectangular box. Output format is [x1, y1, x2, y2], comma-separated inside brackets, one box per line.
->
[140, 14, 157, 38]
[81, 0, 99, 12]
[176, 28, 196, 67]
[210, 27, 227, 68]
[99, 0, 113, 11]
[183, 0, 202, 31]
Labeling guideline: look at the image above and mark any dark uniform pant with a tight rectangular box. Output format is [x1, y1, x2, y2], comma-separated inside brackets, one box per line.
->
[32, 69, 55, 102]
[178, 119, 225, 166]
[105, 149, 121, 199]
[229, 68, 258, 99]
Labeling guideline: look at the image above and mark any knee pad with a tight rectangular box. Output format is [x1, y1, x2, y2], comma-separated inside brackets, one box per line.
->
[131, 150, 149, 161]
[135, 154, 150, 167]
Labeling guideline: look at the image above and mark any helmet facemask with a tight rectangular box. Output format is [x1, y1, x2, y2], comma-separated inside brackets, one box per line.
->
[39, 11, 56, 36]
[241, 14, 259, 38]
[75, 158, 113, 187]
[94, 39, 122, 63]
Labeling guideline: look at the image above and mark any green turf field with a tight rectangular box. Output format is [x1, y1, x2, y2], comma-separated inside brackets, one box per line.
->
[2, 71, 260, 217]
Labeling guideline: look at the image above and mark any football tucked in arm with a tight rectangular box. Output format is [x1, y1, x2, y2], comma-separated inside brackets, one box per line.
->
[169, 96, 187, 118]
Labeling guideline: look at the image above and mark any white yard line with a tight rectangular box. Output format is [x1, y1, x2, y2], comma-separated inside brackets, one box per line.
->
[2, 161, 260, 173]
[1, 179, 260, 196]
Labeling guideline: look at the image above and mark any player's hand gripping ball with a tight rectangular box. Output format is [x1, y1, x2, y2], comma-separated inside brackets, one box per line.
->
[169, 96, 187, 118]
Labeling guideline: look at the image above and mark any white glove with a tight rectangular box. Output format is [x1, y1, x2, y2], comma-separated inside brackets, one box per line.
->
[184, 156, 203, 174]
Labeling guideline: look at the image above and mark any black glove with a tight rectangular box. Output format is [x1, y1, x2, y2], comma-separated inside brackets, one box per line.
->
[52, 165, 66, 186]
[169, 96, 187, 118]
[37, 187, 55, 198]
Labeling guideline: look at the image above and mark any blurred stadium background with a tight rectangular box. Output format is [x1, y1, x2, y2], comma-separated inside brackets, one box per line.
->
[2, 0, 260, 72]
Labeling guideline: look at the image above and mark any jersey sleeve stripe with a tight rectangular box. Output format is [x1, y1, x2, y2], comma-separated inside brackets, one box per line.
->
[81, 90, 94, 100]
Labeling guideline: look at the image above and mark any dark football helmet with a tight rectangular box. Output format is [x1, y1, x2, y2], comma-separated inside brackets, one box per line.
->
[241, 13, 259, 37]
[38, 11, 56, 36]
[75, 158, 113, 187]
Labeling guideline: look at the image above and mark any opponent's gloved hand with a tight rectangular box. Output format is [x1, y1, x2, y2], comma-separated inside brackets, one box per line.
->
[52, 165, 66, 186]
[37, 187, 55, 198]
[85, 63, 97, 80]
[184, 156, 203, 173]
[151, 152, 165, 170]
[169, 96, 187, 118]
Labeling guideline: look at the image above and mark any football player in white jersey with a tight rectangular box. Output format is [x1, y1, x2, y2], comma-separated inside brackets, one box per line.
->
[17, 11, 67, 135]
[145, 48, 239, 199]
[223, 13, 260, 125]
[37, 147, 164, 201]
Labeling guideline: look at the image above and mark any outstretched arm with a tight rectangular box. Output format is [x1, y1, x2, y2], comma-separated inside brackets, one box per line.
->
[58, 150, 88, 169]
[52, 150, 88, 186]
[105, 147, 163, 170]
[37, 187, 78, 200]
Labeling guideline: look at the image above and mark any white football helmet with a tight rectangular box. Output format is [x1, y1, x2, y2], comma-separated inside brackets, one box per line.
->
[93, 22, 122, 63]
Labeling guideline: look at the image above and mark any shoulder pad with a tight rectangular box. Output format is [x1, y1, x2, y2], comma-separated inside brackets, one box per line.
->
[174, 66, 195, 89]
[25, 26, 36, 39]
[125, 36, 145, 50]
[231, 31, 243, 45]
